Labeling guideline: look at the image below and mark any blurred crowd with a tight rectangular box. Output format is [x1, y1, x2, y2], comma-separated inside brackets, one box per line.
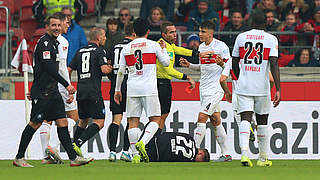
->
[30, 0, 320, 67]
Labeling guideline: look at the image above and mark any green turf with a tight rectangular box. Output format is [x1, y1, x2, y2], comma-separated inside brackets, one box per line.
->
[1, 160, 320, 180]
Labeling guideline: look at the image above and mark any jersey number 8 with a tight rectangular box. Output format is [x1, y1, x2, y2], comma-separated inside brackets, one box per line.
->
[81, 52, 90, 73]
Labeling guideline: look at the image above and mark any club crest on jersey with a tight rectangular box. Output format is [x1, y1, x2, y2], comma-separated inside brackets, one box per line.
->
[44, 41, 48, 46]
[43, 51, 51, 59]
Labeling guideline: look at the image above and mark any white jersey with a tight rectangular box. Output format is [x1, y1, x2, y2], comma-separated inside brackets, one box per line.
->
[232, 29, 278, 96]
[119, 37, 170, 96]
[198, 38, 231, 96]
[221, 59, 239, 110]
[57, 35, 71, 89]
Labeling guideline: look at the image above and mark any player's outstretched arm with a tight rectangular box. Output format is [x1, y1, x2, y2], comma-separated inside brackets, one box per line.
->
[219, 75, 232, 103]
[179, 57, 200, 71]
[270, 56, 281, 107]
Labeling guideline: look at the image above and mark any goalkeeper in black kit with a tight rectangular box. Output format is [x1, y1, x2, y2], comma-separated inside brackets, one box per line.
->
[146, 132, 210, 162]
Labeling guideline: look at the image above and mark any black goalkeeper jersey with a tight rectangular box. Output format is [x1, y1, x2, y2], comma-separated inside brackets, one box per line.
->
[106, 38, 131, 94]
[69, 43, 108, 100]
[146, 132, 198, 162]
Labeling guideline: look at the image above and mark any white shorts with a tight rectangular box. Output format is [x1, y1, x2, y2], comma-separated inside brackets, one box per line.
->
[200, 92, 224, 115]
[232, 93, 238, 111]
[58, 84, 77, 112]
[237, 94, 270, 115]
[126, 95, 161, 118]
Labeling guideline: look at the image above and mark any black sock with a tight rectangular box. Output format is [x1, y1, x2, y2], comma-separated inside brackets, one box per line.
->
[76, 123, 100, 147]
[123, 123, 130, 151]
[16, 124, 36, 159]
[108, 123, 119, 152]
[57, 127, 77, 160]
[155, 128, 162, 137]
[73, 126, 85, 143]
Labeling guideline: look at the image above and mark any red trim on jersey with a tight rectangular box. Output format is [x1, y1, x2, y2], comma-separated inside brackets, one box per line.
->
[200, 54, 228, 64]
[230, 70, 238, 80]
[125, 53, 156, 66]
[239, 47, 270, 60]
[14, 82, 320, 101]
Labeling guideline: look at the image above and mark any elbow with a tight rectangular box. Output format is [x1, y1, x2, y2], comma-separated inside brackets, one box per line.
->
[219, 76, 226, 84]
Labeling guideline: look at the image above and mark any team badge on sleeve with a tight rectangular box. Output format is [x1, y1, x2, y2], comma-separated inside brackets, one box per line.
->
[43, 51, 51, 59]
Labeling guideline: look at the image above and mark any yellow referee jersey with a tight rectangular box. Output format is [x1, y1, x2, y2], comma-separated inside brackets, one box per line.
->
[156, 38, 193, 80]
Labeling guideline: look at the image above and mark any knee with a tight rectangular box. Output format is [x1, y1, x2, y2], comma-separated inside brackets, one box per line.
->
[256, 114, 268, 125]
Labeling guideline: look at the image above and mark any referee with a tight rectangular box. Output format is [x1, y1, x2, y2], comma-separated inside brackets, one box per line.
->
[156, 21, 197, 134]
[13, 14, 93, 167]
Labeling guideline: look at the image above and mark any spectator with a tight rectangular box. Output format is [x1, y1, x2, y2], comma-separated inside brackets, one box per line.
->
[175, 33, 200, 66]
[279, 13, 298, 52]
[279, 0, 309, 22]
[104, 18, 124, 52]
[117, 8, 134, 32]
[62, 7, 88, 65]
[187, 0, 220, 31]
[147, 7, 166, 41]
[33, 0, 87, 28]
[265, 9, 281, 31]
[248, 0, 276, 26]
[221, 10, 249, 47]
[287, 48, 319, 66]
[140, 0, 175, 21]
[175, 0, 197, 26]
[295, 6, 320, 47]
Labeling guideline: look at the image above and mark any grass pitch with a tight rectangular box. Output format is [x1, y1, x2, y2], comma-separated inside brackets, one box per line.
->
[1, 160, 320, 180]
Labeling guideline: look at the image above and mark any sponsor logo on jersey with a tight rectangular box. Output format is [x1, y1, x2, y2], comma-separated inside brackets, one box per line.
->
[43, 51, 51, 59]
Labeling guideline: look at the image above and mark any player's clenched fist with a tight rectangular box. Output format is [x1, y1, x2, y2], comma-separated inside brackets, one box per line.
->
[179, 57, 190, 67]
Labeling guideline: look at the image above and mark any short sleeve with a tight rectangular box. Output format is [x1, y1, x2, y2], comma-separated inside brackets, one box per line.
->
[221, 59, 231, 76]
[232, 35, 240, 57]
[97, 48, 108, 66]
[221, 43, 231, 60]
[269, 35, 279, 58]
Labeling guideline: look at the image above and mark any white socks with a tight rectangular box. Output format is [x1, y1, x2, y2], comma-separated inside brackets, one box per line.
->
[194, 123, 206, 148]
[140, 121, 159, 145]
[214, 124, 229, 156]
[257, 125, 268, 160]
[128, 128, 141, 156]
[239, 120, 251, 157]
[39, 122, 51, 158]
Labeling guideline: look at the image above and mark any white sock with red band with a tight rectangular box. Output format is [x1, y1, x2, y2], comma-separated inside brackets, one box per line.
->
[214, 124, 229, 156]
[239, 120, 251, 157]
[257, 125, 268, 160]
[128, 128, 141, 156]
[194, 123, 206, 148]
[39, 122, 51, 158]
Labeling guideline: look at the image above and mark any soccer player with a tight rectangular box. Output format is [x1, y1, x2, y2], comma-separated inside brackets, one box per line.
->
[180, 20, 232, 162]
[68, 27, 112, 157]
[146, 132, 210, 162]
[114, 18, 170, 164]
[156, 21, 196, 135]
[38, 12, 79, 165]
[231, 11, 280, 167]
[13, 14, 93, 167]
[107, 22, 136, 162]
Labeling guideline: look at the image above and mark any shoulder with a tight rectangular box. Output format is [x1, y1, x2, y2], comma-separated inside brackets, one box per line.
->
[57, 35, 68, 45]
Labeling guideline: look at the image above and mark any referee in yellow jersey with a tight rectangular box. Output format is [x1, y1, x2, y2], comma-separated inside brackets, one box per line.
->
[156, 21, 197, 135]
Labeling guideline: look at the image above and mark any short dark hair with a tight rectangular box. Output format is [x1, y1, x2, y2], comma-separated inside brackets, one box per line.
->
[133, 18, 149, 37]
[53, 12, 67, 21]
[200, 20, 216, 31]
[160, 21, 174, 34]
[231, 9, 243, 17]
[264, 8, 275, 15]
[251, 11, 266, 27]
[45, 14, 61, 26]
[201, 148, 210, 162]
[124, 22, 134, 36]
[107, 18, 118, 25]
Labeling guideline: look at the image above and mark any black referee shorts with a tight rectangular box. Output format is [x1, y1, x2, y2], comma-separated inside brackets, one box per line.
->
[78, 98, 106, 119]
[109, 92, 127, 115]
[157, 78, 172, 115]
[30, 98, 66, 123]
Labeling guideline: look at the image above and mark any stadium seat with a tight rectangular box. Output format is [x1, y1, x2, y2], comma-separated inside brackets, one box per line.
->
[20, 19, 38, 41]
[0, 0, 14, 15]
[86, 0, 97, 14]
[14, 0, 22, 14]
[175, 26, 187, 32]
[11, 28, 25, 56]
[32, 28, 46, 44]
